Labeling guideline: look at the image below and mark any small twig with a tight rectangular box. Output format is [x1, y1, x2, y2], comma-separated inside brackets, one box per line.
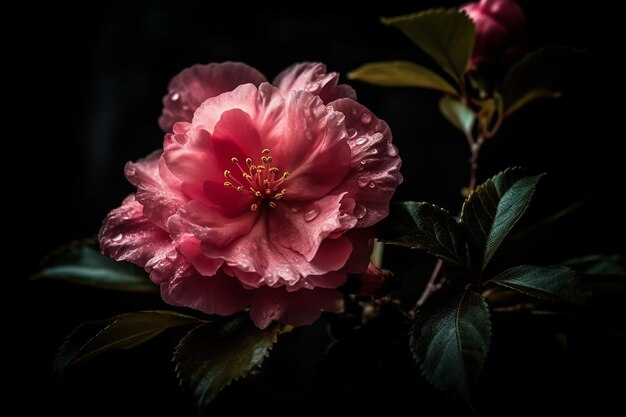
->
[410, 259, 444, 315]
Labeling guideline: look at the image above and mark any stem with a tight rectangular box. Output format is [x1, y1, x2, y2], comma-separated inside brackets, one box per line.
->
[410, 258, 444, 315]
[468, 134, 485, 192]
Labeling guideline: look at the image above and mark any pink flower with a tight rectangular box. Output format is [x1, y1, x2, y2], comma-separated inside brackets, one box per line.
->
[99, 62, 402, 328]
[461, 0, 527, 72]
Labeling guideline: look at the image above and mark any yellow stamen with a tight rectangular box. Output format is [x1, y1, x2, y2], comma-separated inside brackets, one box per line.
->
[250, 203, 258, 211]
[224, 170, 231, 178]
[224, 181, 232, 188]
[262, 148, 270, 154]
[269, 201, 277, 208]
[231, 157, 239, 163]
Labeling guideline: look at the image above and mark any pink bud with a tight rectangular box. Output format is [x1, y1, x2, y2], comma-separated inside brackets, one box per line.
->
[461, 0, 527, 73]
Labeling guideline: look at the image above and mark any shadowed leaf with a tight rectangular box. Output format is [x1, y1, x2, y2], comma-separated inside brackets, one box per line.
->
[174, 316, 280, 410]
[410, 290, 491, 408]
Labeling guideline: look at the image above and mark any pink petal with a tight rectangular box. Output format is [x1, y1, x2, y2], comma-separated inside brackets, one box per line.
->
[274, 91, 351, 200]
[307, 272, 348, 289]
[167, 200, 258, 247]
[203, 213, 351, 287]
[273, 62, 356, 103]
[177, 238, 223, 276]
[269, 193, 356, 262]
[158, 62, 267, 132]
[329, 98, 403, 227]
[160, 262, 252, 316]
[340, 228, 374, 274]
[192, 83, 285, 142]
[125, 150, 187, 229]
[99, 194, 174, 269]
[249, 286, 343, 329]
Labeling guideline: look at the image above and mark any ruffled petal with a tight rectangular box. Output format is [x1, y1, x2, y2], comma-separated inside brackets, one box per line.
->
[168, 200, 258, 247]
[249, 286, 343, 329]
[177, 238, 223, 276]
[158, 62, 267, 132]
[273, 62, 356, 103]
[125, 151, 187, 229]
[269, 193, 356, 262]
[192, 83, 285, 142]
[274, 91, 351, 200]
[99, 194, 174, 268]
[329, 98, 403, 227]
[202, 212, 352, 287]
[160, 259, 252, 316]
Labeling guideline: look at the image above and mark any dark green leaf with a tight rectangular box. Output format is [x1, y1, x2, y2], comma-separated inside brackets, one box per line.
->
[376, 201, 467, 265]
[55, 311, 201, 372]
[502, 46, 578, 116]
[439, 95, 475, 134]
[174, 316, 280, 409]
[460, 167, 544, 270]
[348, 60, 458, 95]
[562, 255, 626, 276]
[410, 290, 491, 407]
[33, 240, 156, 293]
[383, 9, 475, 83]
[489, 265, 588, 306]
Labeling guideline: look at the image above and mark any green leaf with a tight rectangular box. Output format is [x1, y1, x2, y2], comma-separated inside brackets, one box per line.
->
[461, 167, 544, 270]
[502, 46, 578, 116]
[33, 240, 156, 293]
[348, 60, 458, 95]
[375, 201, 467, 265]
[439, 95, 476, 134]
[174, 316, 280, 409]
[410, 290, 491, 407]
[562, 255, 626, 276]
[383, 9, 475, 83]
[489, 265, 588, 307]
[55, 311, 201, 372]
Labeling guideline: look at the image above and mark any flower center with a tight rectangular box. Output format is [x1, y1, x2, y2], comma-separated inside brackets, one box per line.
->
[223, 148, 289, 211]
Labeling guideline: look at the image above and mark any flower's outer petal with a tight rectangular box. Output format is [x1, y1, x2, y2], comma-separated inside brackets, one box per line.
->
[273, 62, 356, 103]
[168, 200, 258, 248]
[160, 259, 252, 316]
[274, 91, 351, 200]
[202, 214, 353, 287]
[158, 62, 267, 132]
[125, 150, 187, 229]
[249, 286, 343, 329]
[99, 194, 173, 268]
[341, 228, 374, 274]
[192, 83, 285, 141]
[269, 193, 356, 262]
[177, 238, 223, 276]
[329, 98, 403, 228]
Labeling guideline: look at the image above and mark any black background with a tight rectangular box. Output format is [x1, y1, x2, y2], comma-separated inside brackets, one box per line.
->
[14, 1, 625, 416]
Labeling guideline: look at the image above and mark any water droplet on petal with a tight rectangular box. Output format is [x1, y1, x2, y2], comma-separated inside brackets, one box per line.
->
[303, 279, 313, 289]
[355, 136, 367, 146]
[361, 113, 372, 124]
[112, 233, 123, 242]
[166, 251, 178, 261]
[171, 92, 180, 101]
[368, 181, 376, 188]
[386, 142, 398, 157]
[357, 176, 369, 188]
[352, 108, 359, 116]
[304, 208, 320, 222]
[182, 105, 189, 111]
[354, 203, 367, 219]
[304, 131, 313, 140]
[126, 166, 136, 176]
[347, 128, 357, 138]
